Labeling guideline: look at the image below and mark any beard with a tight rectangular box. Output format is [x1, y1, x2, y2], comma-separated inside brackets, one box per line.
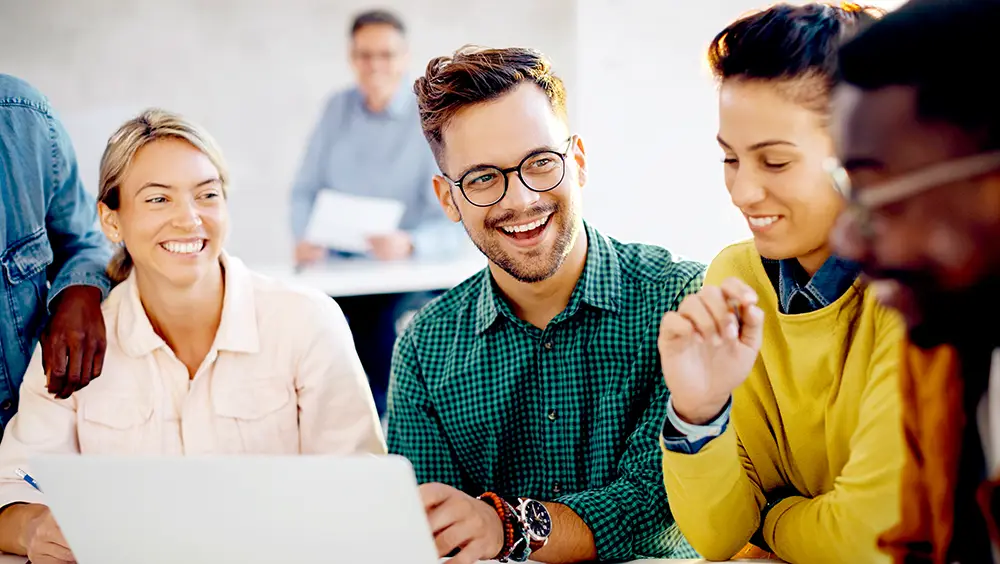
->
[870, 267, 1000, 350]
[461, 200, 581, 284]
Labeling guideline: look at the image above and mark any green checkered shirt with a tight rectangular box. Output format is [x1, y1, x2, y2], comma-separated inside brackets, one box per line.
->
[387, 222, 705, 561]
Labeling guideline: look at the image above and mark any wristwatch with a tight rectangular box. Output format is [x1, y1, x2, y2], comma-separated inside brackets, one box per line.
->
[514, 498, 552, 553]
[479, 493, 553, 562]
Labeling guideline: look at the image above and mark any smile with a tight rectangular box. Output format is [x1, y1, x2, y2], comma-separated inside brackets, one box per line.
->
[160, 239, 206, 254]
[499, 215, 551, 234]
[747, 215, 780, 227]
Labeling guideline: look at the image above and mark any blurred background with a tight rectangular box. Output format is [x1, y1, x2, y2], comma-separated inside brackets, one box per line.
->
[0, 0, 906, 266]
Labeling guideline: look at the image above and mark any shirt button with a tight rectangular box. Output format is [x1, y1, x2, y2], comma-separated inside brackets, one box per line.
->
[544, 341, 553, 350]
[547, 409, 558, 422]
[552, 481, 562, 494]
[1, 400, 11, 411]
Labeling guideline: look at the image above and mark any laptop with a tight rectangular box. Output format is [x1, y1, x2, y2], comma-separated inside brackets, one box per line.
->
[30, 454, 439, 564]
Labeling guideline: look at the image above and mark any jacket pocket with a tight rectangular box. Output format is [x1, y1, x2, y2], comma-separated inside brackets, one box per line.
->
[2, 227, 54, 355]
[211, 380, 298, 454]
[78, 394, 155, 454]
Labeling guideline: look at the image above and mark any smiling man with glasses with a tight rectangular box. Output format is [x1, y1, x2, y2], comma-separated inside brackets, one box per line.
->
[385, 46, 704, 563]
[830, 0, 1000, 562]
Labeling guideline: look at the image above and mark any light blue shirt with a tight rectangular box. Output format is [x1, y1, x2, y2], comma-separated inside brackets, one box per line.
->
[289, 84, 463, 259]
[0, 74, 111, 430]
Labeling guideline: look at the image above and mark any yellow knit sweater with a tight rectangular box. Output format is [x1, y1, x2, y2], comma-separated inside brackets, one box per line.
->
[662, 240, 905, 563]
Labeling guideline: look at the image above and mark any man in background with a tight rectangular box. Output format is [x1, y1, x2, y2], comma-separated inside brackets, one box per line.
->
[0, 74, 111, 438]
[290, 9, 460, 417]
[830, 0, 1000, 561]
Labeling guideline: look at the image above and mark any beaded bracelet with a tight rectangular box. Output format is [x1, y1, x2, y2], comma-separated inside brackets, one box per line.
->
[478, 491, 517, 561]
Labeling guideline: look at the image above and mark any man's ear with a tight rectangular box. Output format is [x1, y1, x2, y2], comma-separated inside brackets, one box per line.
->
[571, 135, 587, 188]
[433, 175, 463, 223]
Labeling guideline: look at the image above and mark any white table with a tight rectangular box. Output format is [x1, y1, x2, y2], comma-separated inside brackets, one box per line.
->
[253, 257, 486, 298]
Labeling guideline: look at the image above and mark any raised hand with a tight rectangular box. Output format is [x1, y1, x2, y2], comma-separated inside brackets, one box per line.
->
[658, 277, 765, 424]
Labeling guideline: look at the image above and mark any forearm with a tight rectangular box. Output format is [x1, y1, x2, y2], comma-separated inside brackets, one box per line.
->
[530, 503, 596, 563]
[0, 503, 45, 555]
[661, 427, 763, 560]
[766, 492, 894, 563]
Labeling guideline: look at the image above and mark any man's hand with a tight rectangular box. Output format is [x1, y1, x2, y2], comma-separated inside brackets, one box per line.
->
[658, 277, 765, 424]
[367, 231, 414, 261]
[21, 506, 75, 564]
[419, 483, 504, 564]
[42, 285, 105, 399]
[294, 241, 326, 267]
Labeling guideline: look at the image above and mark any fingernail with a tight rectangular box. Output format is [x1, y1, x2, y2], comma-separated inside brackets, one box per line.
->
[712, 334, 722, 346]
[726, 323, 738, 340]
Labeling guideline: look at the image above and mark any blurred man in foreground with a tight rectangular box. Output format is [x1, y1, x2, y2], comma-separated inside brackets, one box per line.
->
[831, 1, 1000, 561]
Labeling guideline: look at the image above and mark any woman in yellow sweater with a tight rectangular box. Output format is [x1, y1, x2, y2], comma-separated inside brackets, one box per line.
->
[658, 4, 904, 563]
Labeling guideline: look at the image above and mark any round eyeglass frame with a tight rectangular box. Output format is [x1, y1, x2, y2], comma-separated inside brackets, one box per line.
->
[443, 136, 575, 207]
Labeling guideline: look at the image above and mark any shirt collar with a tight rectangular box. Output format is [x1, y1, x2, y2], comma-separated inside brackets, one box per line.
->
[773, 254, 861, 313]
[353, 83, 412, 119]
[116, 252, 260, 357]
[473, 221, 622, 335]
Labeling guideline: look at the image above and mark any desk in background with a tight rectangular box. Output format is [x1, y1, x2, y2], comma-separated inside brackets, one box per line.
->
[254, 257, 486, 298]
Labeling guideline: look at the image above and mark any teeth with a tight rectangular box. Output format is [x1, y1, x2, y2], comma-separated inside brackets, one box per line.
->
[500, 216, 549, 234]
[748, 216, 779, 227]
[161, 240, 205, 254]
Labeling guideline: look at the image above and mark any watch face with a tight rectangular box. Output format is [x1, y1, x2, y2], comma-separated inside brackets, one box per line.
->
[523, 500, 552, 538]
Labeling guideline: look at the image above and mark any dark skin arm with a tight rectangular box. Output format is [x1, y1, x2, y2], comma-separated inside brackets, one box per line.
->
[41, 285, 106, 399]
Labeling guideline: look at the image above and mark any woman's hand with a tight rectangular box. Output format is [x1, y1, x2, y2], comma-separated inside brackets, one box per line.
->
[659, 277, 765, 424]
[21, 505, 75, 563]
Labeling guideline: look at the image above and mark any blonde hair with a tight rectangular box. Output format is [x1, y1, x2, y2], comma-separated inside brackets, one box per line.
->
[98, 109, 229, 283]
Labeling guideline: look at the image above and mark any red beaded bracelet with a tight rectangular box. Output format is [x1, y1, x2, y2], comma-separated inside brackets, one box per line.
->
[478, 491, 516, 560]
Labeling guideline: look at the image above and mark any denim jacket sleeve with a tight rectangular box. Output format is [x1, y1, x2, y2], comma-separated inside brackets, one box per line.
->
[43, 108, 112, 308]
[0, 74, 110, 428]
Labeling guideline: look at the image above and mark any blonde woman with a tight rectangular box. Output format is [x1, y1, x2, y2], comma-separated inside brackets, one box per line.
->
[0, 109, 385, 563]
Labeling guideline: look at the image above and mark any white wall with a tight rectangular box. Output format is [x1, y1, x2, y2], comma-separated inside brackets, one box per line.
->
[0, 0, 577, 266]
[1, 0, 909, 268]
[575, 0, 907, 264]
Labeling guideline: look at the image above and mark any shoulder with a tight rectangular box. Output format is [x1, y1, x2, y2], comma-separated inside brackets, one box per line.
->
[705, 240, 766, 287]
[320, 88, 358, 119]
[246, 268, 347, 331]
[100, 282, 128, 344]
[0, 74, 50, 114]
[605, 233, 706, 299]
[858, 284, 907, 342]
[400, 269, 487, 346]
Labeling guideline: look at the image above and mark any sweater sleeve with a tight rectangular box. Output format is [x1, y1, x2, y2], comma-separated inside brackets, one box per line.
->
[661, 425, 767, 560]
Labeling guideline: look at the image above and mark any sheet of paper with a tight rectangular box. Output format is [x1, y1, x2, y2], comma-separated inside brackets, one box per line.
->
[303, 190, 406, 253]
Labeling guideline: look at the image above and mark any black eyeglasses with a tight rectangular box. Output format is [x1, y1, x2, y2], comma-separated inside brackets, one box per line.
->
[443, 136, 575, 207]
[824, 151, 1000, 239]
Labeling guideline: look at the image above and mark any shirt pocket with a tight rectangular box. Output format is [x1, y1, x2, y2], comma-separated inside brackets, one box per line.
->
[77, 394, 155, 454]
[211, 380, 299, 455]
[1, 227, 54, 355]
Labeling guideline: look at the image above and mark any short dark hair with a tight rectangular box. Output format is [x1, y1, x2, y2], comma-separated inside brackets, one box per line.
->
[350, 9, 405, 37]
[839, 0, 1000, 150]
[709, 3, 882, 112]
[413, 46, 568, 165]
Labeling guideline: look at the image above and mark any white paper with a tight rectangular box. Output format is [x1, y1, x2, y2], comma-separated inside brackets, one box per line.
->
[304, 190, 406, 253]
